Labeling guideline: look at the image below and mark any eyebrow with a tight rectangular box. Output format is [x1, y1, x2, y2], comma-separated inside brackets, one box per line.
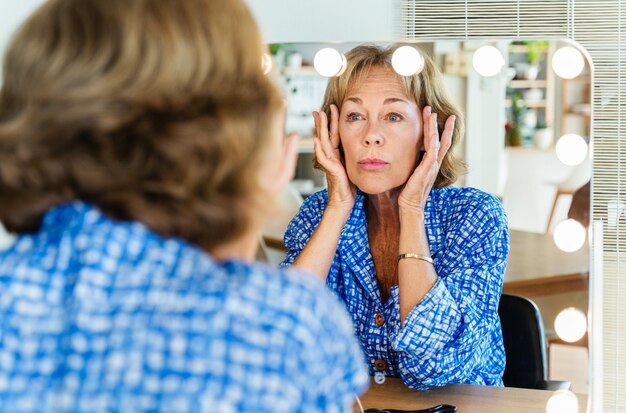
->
[345, 97, 410, 105]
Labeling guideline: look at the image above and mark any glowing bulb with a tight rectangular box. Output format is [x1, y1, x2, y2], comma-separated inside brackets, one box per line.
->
[472, 45, 505, 77]
[391, 46, 425, 76]
[262, 53, 272, 75]
[553, 219, 586, 252]
[313, 48, 346, 77]
[552, 46, 585, 79]
[555, 134, 588, 166]
[546, 390, 579, 413]
[554, 307, 587, 343]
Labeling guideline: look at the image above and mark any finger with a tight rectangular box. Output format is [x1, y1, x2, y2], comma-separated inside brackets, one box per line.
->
[424, 111, 440, 155]
[329, 104, 340, 149]
[313, 137, 330, 167]
[422, 106, 432, 144]
[318, 110, 336, 159]
[437, 115, 455, 164]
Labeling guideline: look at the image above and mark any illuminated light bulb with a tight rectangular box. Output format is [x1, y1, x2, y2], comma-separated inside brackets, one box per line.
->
[391, 46, 425, 76]
[552, 46, 585, 79]
[546, 390, 579, 413]
[555, 134, 588, 166]
[554, 307, 587, 343]
[262, 53, 272, 75]
[553, 219, 586, 252]
[313, 48, 346, 77]
[472, 45, 505, 77]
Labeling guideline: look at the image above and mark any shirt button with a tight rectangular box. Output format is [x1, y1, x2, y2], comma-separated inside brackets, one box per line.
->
[374, 359, 388, 371]
[375, 313, 385, 327]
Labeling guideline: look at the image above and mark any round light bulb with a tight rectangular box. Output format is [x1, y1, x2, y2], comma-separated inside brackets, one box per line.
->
[554, 307, 587, 343]
[391, 46, 425, 76]
[472, 45, 505, 77]
[553, 219, 586, 252]
[262, 53, 272, 75]
[552, 46, 585, 79]
[313, 48, 346, 77]
[555, 134, 588, 166]
[546, 390, 579, 413]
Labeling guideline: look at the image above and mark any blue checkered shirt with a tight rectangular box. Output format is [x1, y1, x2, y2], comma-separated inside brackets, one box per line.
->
[281, 187, 509, 390]
[0, 202, 369, 412]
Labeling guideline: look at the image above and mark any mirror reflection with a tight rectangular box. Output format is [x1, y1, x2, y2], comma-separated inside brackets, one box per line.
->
[259, 40, 591, 395]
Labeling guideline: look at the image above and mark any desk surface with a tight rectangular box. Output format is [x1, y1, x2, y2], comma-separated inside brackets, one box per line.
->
[355, 378, 588, 413]
[504, 230, 589, 296]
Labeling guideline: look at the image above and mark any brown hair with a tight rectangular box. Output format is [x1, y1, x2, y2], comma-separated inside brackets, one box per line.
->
[319, 43, 466, 187]
[0, 0, 283, 251]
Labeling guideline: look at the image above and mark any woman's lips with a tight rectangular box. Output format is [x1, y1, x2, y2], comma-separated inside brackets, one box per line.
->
[357, 158, 388, 171]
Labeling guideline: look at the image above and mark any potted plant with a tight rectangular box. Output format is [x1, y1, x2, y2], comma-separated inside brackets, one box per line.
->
[506, 91, 527, 146]
[532, 120, 553, 149]
[523, 40, 549, 80]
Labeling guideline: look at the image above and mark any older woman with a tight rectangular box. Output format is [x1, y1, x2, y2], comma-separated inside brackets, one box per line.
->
[282, 44, 509, 390]
[0, 0, 368, 411]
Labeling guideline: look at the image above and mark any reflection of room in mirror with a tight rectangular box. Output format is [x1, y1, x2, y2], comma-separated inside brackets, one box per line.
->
[267, 39, 590, 395]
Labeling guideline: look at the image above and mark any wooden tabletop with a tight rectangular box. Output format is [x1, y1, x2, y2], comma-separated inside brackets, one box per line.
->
[504, 230, 589, 296]
[355, 377, 588, 413]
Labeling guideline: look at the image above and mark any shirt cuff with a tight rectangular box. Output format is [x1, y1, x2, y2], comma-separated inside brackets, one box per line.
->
[390, 278, 462, 358]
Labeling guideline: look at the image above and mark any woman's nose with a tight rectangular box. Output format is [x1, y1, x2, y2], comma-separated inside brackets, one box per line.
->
[363, 134, 384, 146]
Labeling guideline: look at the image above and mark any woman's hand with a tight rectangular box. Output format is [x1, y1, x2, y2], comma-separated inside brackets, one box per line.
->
[398, 106, 455, 211]
[312, 104, 355, 211]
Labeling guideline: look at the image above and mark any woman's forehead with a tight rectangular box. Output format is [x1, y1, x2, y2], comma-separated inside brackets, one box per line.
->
[345, 67, 413, 102]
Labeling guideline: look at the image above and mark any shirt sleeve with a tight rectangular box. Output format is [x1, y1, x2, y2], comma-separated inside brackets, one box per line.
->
[279, 191, 327, 268]
[288, 269, 370, 412]
[388, 191, 509, 389]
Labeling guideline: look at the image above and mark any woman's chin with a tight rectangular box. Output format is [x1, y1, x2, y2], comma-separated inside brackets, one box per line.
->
[353, 180, 402, 195]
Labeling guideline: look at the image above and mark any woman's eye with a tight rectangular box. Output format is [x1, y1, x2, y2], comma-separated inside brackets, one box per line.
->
[387, 113, 403, 122]
[347, 113, 363, 121]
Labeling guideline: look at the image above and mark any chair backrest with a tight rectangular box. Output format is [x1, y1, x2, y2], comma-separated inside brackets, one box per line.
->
[498, 293, 548, 388]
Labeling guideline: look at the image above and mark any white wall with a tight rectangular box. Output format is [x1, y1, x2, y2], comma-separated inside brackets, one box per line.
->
[245, 0, 398, 44]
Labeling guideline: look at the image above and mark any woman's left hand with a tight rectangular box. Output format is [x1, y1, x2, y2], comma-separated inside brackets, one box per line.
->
[398, 106, 455, 211]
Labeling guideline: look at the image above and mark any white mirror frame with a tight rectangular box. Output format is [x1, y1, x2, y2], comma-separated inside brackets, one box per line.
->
[248, 1, 624, 411]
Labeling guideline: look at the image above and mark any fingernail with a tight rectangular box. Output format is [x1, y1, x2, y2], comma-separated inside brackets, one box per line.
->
[426, 106, 432, 115]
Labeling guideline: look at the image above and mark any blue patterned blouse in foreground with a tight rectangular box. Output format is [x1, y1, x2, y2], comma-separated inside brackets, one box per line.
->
[0, 202, 368, 413]
[281, 187, 509, 390]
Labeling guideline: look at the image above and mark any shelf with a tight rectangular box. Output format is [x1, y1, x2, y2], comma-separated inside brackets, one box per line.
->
[509, 80, 548, 88]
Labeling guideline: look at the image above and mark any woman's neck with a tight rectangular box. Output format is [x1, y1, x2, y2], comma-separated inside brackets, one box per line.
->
[365, 189, 402, 227]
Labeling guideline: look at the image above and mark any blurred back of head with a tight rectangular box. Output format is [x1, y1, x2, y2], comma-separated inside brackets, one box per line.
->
[0, 0, 283, 251]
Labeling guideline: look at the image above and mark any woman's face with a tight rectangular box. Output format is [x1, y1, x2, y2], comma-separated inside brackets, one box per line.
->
[339, 66, 423, 195]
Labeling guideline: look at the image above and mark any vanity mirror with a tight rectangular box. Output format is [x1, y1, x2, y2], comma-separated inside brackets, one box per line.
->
[248, 1, 625, 411]
[263, 37, 591, 396]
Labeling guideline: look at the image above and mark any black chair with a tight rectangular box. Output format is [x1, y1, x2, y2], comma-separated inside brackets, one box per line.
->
[498, 293, 571, 390]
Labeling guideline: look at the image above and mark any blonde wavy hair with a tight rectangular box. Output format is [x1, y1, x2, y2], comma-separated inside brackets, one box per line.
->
[319, 44, 466, 187]
[0, 0, 283, 251]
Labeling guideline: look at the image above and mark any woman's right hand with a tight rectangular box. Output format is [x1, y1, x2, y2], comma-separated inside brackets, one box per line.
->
[312, 104, 355, 211]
